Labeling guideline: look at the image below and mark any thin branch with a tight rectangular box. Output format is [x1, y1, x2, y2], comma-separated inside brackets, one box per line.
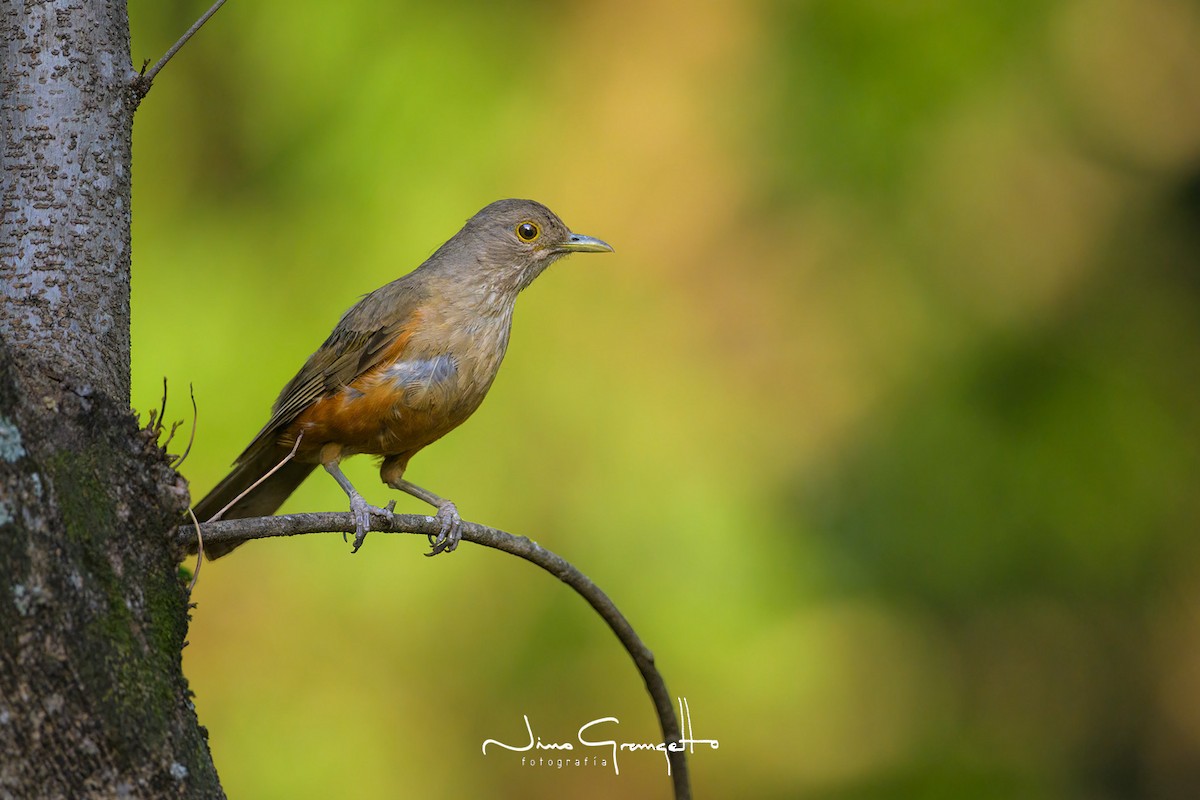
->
[185, 508, 203, 594]
[175, 512, 692, 800]
[208, 432, 302, 523]
[136, 0, 229, 90]
[156, 376, 168, 434]
[169, 384, 199, 469]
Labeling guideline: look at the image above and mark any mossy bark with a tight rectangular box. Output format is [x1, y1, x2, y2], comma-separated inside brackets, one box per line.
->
[0, 346, 222, 797]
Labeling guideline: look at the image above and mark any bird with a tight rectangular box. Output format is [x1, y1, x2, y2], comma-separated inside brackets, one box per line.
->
[189, 199, 612, 559]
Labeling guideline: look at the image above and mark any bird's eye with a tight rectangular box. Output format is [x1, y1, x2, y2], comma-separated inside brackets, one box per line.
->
[516, 221, 540, 242]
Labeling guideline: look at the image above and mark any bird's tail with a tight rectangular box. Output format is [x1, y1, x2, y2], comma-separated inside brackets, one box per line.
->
[188, 445, 316, 559]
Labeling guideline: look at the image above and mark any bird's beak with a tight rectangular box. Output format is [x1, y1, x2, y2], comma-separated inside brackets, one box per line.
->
[559, 233, 614, 254]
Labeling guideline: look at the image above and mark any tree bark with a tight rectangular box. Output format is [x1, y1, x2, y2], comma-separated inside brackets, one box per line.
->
[0, 2, 222, 796]
[2, 1, 132, 401]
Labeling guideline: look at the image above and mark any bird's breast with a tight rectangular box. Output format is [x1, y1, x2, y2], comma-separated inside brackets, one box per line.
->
[291, 309, 514, 459]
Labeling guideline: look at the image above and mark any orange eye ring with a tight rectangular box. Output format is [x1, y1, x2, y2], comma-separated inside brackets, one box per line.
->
[516, 221, 540, 242]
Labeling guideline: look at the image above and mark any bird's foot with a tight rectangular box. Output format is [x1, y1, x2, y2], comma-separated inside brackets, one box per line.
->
[349, 496, 395, 554]
[424, 501, 462, 557]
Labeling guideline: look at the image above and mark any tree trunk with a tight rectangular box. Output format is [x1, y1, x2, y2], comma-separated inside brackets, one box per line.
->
[0, 2, 221, 796]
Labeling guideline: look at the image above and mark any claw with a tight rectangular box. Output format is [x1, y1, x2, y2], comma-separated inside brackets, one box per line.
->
[348, 494, 394, 554]
[424, 501, 462, 557]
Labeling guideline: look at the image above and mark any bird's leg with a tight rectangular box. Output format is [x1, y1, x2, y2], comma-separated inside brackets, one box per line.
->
[323, 460, 394, 553]
[379, 457, 462, 555]
[387, 477, 463, 556]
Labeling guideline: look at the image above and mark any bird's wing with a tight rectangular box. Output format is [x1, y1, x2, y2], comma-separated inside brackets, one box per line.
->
[234, 277, 427, 464]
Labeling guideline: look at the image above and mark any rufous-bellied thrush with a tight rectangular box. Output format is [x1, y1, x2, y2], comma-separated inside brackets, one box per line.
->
[190, 199, 612, 558]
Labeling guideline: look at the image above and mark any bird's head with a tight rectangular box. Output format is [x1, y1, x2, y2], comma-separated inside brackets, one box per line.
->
[437, 198, 613, 296]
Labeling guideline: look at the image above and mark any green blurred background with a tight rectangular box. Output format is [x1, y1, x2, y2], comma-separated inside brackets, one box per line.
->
[129, 1, 1200, 797]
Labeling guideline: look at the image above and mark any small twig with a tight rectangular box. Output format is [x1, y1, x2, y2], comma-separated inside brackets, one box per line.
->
[161, 419, 184, 451]
[208, 432, 302, 522]
[156, 376, 168, 434]
[174, 512, 692, 799]
[137, 0, 229, 89]
[185, 507, 203, 594]
[170, 384, 199, 469]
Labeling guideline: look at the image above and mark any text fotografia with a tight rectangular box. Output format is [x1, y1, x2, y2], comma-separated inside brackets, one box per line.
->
[481, 697, 717, 776]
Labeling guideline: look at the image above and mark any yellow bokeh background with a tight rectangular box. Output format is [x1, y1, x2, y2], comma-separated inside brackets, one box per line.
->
[129, 1, 1200, 797]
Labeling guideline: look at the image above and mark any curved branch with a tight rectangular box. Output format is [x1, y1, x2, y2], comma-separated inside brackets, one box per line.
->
[175, 512, 692, 799]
